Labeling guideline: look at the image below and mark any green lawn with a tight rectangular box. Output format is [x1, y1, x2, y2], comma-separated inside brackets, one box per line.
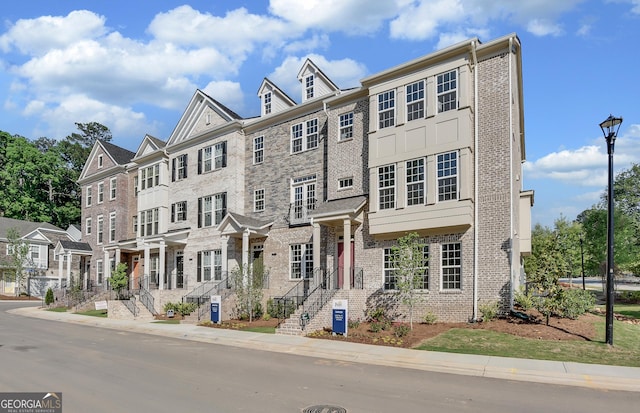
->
[613, 304, 640, 320]
[416, 317, 640, 367]
[242, 326, 276, 334]
[75, 309, 108, 317]
[46, 307, 68, 312]
[152, 320, 181, 324]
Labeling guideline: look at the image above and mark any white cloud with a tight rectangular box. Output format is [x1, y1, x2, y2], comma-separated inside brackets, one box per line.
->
[269, 0, 400, 35]
[201, 81, 245, 114]
[527, 19, 563, 36]
[0, 10, 107, 55]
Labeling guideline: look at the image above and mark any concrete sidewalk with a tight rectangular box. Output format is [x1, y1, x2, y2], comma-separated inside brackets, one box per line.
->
[10, 306, 640, 392]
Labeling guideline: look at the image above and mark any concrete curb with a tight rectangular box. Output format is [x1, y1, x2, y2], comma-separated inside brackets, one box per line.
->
[9, 306, 640, 392]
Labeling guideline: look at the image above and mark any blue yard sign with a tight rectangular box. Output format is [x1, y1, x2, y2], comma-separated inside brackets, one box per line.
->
[210, 295, 221, 324]
[332, 299, 348, 336]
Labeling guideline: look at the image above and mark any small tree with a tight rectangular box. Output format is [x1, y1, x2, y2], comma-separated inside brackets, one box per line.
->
[391, 232, 428, 330]
[4, 228, 31, 296]
[231, 263, 268, 322]
[109, 262, 129, 299]
[45, 287, 54, 306]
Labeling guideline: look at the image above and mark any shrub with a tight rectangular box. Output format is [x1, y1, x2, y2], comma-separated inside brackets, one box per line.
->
[348, 319, 361, 329]
[479, 301, 499, 321]
[163, 301, 197, 316]
[366, 307, 387, 322]
[422, 312, 437, 325]
[556, 288, 596, 319]
[267, 298, 295, 319]
[369, 322, 383, 333]
[620, 290, 640, 304]
[45, 288, 54, 306]
[394, 323, 410, 338]
[514, 287, 534, 311]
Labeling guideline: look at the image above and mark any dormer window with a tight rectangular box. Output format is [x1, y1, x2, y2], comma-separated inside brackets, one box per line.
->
[305, 75, 314, 99]
[264, 92, 272, 115]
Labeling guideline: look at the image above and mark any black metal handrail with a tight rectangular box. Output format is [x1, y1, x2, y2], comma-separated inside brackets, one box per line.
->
[299, 268, 338, 329]
[138, 275, 157, 315]
[119, 291, 139, 317]
[273, 268, 324, 323]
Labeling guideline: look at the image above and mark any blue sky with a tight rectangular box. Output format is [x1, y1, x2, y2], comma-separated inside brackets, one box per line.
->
[1, 1, 639, 227]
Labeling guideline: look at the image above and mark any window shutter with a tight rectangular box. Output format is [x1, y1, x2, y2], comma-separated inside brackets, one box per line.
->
[198, 149, 202, 174]
[183, 201, 187, 220]
[171, 203, 175, 223]
[184, 155, 188, 178]
[222, 141, 227, 168]
[171, 158, 176, 182]
[197, 251, 202, 282]
[197, 197, 202, 228]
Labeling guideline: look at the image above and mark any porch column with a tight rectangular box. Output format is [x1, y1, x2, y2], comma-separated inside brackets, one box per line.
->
[58, 253, 64, 287]
[242, 229, 250, 285]
[312, 222, 321, 271]
[66, 252, 72, 287]
[221, 236, 229, 274]
[343, 218, 351, 291]
[115, 248, 121, 266]
[104, 250, 110, 284]
[144, 244, 150, 288]
[159, 241, 166, 290]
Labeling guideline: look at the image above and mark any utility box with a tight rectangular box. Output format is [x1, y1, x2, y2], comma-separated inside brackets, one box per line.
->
[166, 309, 175, 318]
[332, 299, 348, 336]
[210, 295, 221, 324]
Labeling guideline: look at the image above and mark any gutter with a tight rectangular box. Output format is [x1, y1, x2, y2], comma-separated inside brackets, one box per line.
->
[471, 40, 479, 322]
[508, 36, 515, 310]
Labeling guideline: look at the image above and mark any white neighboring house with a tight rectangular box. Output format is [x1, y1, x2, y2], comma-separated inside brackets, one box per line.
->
[0, 217, 85, 296]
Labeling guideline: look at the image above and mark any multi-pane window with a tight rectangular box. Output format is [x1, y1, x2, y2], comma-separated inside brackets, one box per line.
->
[109, 212, 116, 243]
[97, 215, 104, 244]
[197, 250, 223, 282]
[97, 182, 104, 203]
[253, 136, 264, 164]
[339, 177, 353, 190]
[96, 260, 103, 285]
[291, 119, 319, 153]
[198, 193, 226, 227]
[139, 208, 159, 236]
[291, 175, 316, 222]
[406, 158, 425, 206]
[442, 242, 462, 289]
[132, 215, 138, 234]
[198, 142, 226, 173]
[110, 178, 117, 200]
[437, 151, 458, 201]
[437, 70, 457, 113]
[134, 176, 139, 197]
[305, 74, 314, 99]
[378, 90, 395, 129]
[339, 112, 353, 140]
[264, 92, 271, 115]
[86, 217, 92, 235]
[254, 189, 265, 212]
[172, 154, 188, 181]
[290, 243, 313, 279]
[141, 164, 160, 190]
[171, 201, 187, 222]
[86, 187, 92, 206]
[383, 244, 429, 290]
[406, 80, 425, 121]
[378, 165, 395, 210]
[28, 245, 45, 268]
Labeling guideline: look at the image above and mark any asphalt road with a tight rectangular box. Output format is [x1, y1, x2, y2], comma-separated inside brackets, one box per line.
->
[1, 302, 638, 413]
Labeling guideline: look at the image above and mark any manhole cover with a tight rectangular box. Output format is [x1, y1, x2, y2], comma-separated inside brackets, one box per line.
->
[303, 406, 347, 413]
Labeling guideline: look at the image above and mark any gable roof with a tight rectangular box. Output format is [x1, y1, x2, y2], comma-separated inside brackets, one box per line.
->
[297, 58, 339, 93]
[133, 134, 166, 160]
[0, 217, 64, 241]
[257, 78, 297, 106]
[166, 89, 244, 147]
[78, 139, 135, 182]
[100, 140, 136, 165]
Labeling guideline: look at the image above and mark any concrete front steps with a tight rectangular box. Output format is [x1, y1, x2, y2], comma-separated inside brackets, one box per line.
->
[275, 290, 349, 336]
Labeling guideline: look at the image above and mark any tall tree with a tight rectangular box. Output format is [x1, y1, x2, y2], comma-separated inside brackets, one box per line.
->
[3, 227, 31, 296]
[58, 122, 112, 173]
[391, 232, 428, 330]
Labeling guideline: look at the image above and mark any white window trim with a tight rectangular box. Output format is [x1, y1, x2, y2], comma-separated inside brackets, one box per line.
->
[377, 164, 396, 210]
[109, 212, 116, 243]
[110, 178, 117, 200]
[97, 215, 104, 245]
[289, 243, 313, 280]
[86, 217, 92, 235]
[253, 136, 264, 165]
[441, 242, 462, 291]
[406, 158, 426, 207]
[254, 189, 265, 212]
[436, 69, 458, 113]
[290, 118, 319, 154]
[86, 187, 92, 207]
[339, 112, 354, 141]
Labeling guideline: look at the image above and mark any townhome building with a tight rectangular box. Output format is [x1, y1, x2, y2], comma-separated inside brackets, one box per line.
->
[0, 217, 83, 296]
[78, 33, 532, 327]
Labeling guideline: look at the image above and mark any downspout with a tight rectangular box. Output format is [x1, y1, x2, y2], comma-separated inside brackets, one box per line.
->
[471, 40, 479, 322]
[508, 37, 515, 310]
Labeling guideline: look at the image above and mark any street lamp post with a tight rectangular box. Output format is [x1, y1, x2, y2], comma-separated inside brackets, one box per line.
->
[599, 114, 623, 346]
[580, 237, 585, 291]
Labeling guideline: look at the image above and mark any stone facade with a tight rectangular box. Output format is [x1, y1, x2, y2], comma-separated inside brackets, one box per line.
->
[78, 34, 532, 325]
